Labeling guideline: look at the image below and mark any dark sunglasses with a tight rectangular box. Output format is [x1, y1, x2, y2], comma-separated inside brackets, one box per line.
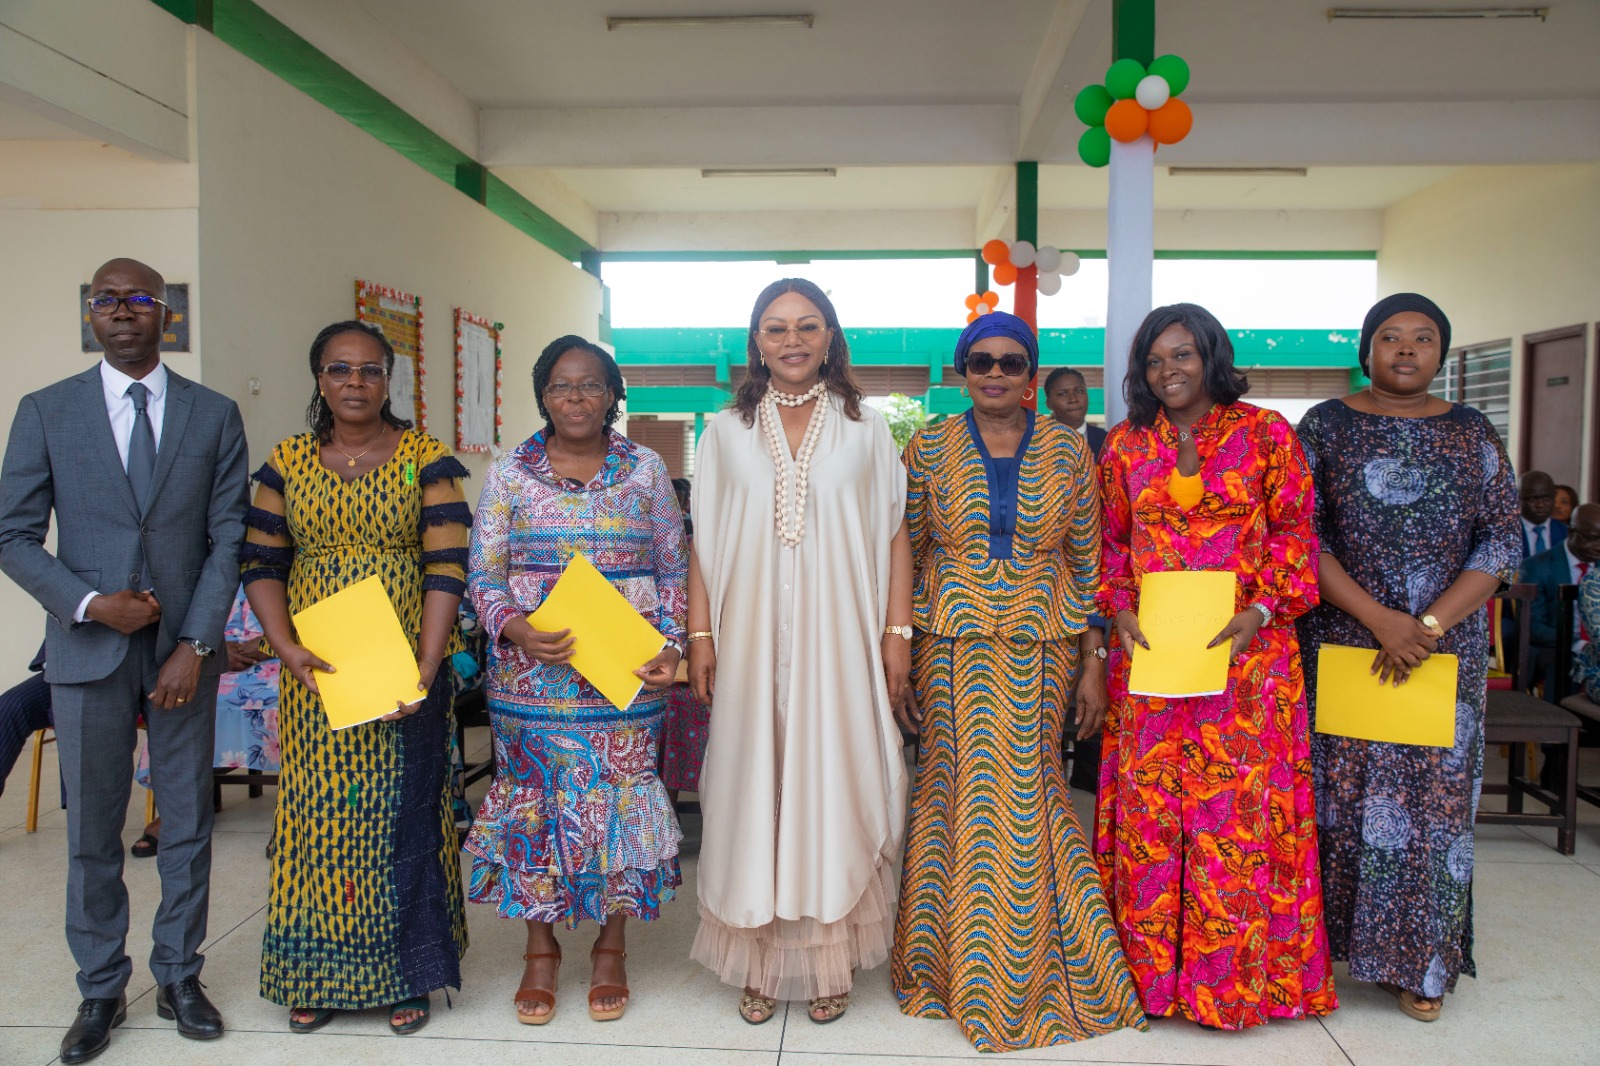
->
[966, 352, 1031, 377]
[320, 362, 388, 383]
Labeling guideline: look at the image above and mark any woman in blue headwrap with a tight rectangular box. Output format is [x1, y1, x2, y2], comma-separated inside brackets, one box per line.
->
[890, 311, 1147, 1051]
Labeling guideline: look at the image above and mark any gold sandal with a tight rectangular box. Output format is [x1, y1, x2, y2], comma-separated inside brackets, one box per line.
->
[738, 990, 777, 1025]
[808, 993, 849, 1024]
[1378, 982, 1442, 1023]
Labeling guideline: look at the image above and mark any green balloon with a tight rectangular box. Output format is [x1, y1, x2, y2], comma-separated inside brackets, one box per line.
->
[1073, 84, 1114, 127]
[1078, 125, 1111, 168]
[1148, 54, 1191, 96]
[1105, 58, 1146, 100]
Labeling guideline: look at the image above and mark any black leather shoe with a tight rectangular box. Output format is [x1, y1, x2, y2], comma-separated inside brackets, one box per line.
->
[61, 995, 126, 1064]
[156, 976, 224, 1040]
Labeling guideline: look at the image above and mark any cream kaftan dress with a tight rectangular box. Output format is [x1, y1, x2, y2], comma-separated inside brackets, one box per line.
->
[689, 395, 909, 999]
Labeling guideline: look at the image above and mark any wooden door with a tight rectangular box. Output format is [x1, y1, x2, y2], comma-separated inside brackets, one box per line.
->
[1520, 325, 1586, 488]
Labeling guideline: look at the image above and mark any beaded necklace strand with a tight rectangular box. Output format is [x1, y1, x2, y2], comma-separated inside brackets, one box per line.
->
[759, 381, 828, 547]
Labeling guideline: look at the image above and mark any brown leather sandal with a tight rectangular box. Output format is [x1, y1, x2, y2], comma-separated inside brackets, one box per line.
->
[515, 946, 561, 1025]
[588, 947, 629, 1022]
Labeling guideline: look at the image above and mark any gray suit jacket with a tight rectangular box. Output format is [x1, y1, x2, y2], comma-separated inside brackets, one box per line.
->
[0, 364, 249, 684]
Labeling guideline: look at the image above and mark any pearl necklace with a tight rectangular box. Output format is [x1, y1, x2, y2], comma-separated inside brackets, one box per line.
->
[760, 382, 828, 547]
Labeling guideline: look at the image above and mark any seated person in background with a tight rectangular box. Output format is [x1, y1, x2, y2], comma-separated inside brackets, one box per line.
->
[1519, 470, 1567, 559]
[131, 586, 280, 856]
[1577, 563, 1600, 702]
[0, 642, 51, 798]
[1521, 503, 1600, 701]
[1553, 484, 1578, 525]
[1043, 367, 1106, 459]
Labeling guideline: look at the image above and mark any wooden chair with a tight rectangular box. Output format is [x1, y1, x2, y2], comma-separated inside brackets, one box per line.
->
[26, 728, 156, 833]
[1553, 584, 1600, 811]
[1477, 583, 1581, 854]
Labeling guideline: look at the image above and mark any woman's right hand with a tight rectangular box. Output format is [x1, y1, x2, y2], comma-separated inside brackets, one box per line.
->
[688, 639, 716, 705]
[1367, 607, 1439, 684]
[502, 617, 576, 665]
[1114, 610, 1150, 657]
[278, 641, 334, 696]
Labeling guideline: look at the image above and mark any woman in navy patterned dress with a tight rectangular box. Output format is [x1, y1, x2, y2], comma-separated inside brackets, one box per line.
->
[464, 336, 688, 1026]
[1296, 294, 1521, 1023]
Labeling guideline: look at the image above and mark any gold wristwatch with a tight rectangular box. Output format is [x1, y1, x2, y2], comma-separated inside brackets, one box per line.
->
[1419, 614, 1445, 637]
[884, 625, 913, 641]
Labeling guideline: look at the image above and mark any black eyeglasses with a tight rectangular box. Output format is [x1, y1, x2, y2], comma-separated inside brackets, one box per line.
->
[86, 295, 167, 316]
[967, 352, 1031, 377]
[320, 362, 388, 383]
[545, 381, 608, 399]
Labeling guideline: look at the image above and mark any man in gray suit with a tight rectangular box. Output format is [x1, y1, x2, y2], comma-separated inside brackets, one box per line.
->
[0, 258, 248, 1063]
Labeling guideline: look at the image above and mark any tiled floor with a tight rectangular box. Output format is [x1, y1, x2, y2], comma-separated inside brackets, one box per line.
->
[2, 736, 1597, 1066]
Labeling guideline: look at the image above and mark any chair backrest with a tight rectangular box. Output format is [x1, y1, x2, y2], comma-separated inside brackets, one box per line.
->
[1554, 584, 1581, 702]
[1493, 583, 1538, 692]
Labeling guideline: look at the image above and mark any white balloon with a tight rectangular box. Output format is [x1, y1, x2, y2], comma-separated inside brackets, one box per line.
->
[1135, 74, 1171, 111]
[1059, 251, 1081, 277]
[1008, 239, 1036, 268]
[975, 302, 992, 315]
[1034, 245, 1062, 273]
[1036, 272, 1063, 297]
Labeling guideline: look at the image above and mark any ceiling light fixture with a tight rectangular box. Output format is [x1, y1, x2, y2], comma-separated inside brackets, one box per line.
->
[701, 167, 837, 178]
[1326, 6, 1546, 20]
[607, 14, 814, 30]
[1168, 167, 1308, 177]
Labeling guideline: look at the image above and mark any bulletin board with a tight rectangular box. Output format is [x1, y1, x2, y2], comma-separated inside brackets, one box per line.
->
[354, 279, 426, 431]
[454, 309, 502, 454]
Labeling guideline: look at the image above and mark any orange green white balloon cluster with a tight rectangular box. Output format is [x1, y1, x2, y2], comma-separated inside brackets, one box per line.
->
[975, 239, 1080, 309]
[1075, 54, 1192, 167]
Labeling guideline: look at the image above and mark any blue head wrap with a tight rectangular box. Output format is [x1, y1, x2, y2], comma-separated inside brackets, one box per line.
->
[954, 310, 1039, 378]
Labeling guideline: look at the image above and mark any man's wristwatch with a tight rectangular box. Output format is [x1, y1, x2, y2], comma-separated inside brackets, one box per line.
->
[178, 637, 215, 659]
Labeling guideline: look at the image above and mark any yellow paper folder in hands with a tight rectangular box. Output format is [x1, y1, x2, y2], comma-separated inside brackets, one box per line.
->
[527, 551, 667, 712]
[1314, 645, 1458, 747]
[291, 575, 421, 730]
[1127, 570, 1236, 698]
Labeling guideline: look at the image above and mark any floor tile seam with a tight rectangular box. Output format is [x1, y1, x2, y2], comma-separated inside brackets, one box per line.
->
[1313, 1013, 1358, 1066]
[94, 1025, 786, 1050]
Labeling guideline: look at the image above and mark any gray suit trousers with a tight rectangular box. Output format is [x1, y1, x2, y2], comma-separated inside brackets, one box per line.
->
[51, 626, 219, 998]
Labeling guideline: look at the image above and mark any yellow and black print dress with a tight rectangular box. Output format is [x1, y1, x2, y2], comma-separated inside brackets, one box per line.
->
[243, 429, 470, 1009]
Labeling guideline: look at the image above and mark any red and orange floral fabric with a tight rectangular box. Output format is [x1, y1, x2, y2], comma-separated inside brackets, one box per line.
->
[1094, 401, 1337, 1030]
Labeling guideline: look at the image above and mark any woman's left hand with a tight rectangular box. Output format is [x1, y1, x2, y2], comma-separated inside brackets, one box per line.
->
[1074, 656, 1109, 739]
[882, 632, 912, 709]
[634, 646, 682, 691]
[380, 655, 438, 722]
[1207, 608, 1266, 662]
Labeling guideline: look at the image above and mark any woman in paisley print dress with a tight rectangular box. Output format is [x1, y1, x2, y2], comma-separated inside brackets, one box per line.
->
[464, 336, 688, 1026]
[1095, 303, 1337, 1030]
[1296, 293, 1520, 1023]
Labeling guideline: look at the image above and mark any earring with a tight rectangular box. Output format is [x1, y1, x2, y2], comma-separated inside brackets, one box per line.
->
[1022, 387, 1036, 401]
[960, 386, 970, 398]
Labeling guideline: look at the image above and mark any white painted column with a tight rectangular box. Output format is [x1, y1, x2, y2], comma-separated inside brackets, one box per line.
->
[1103, 135, 1154, 429]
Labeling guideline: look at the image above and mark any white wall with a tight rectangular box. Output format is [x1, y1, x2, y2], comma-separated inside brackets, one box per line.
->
[192, 29, 603, 468]
[1379, 164, 1600, 478]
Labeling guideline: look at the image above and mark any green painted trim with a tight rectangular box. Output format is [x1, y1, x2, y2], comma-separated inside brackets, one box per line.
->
[150, 0, 594, 262]
[625, 385, 732, 414]
[1015, 162, 1038, 246]
[598, 249, 978, 264]
[1113, 0, 1156, 66]
[975, 254, 989, 294]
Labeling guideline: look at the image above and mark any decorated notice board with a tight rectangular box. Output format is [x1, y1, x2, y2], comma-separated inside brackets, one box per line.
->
[355, 279, 426, 431]
[454, 309, 502, 453]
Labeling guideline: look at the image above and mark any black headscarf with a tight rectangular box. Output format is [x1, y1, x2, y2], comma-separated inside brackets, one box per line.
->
[1358, 293, 1451, 376]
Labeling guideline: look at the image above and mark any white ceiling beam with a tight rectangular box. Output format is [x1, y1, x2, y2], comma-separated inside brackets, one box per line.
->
[251, 0, 480, 158]
[481, 105, 1018, 168]
[598, 209, 977, 253]
[1040, 100, 1600, 167]
[1017, 0, 1109, 161]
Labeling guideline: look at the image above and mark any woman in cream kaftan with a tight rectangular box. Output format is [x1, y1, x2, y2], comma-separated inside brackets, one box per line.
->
[688, 393, 909, 1004]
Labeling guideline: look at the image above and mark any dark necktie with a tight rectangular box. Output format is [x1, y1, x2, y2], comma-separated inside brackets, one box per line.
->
[126, 381, 157, 511]
[1534, 524, 1547, 555]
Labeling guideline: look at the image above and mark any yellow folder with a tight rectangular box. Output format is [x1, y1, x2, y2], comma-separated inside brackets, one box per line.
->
[1127, 569, 1236, 698]
[1314, 645, 1458, 747]
[291, 575, 421, 730]
[527, 551, 667, 712]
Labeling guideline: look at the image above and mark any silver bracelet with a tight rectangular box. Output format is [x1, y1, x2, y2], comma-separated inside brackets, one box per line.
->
[1250, 602, 1272, 626]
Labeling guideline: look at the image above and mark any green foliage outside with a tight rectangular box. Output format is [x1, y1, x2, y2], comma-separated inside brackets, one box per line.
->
[881, 393, 931, 452]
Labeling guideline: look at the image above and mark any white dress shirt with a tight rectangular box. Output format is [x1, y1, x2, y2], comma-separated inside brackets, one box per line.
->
[75, 360, 169, 622]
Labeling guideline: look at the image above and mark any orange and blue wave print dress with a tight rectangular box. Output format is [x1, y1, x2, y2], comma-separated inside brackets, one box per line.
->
[891, 410, 1147, 1051]
[1095, 401, 1337, 1029]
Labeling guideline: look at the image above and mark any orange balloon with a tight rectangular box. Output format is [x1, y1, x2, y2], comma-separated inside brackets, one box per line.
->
[993, 262, 1018, 286]
[964, 293, 982, 310]
[1104, 98, 1149, 143]
[966, 311, 980, 323]
[981, 238, 1011, 266]
[983, 290, 1000, 307]
[1148, 98, 1193, 145]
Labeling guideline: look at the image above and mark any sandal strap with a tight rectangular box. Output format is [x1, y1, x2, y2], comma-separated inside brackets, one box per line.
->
[590, 946, 626, 959]
[514, 988, 555, 1009]
[522, 950, 562, 961]
[391, 996, 429, 1012]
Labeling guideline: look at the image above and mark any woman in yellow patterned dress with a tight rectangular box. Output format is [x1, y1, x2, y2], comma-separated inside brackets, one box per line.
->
[891, 311, 1146, 1052]
[243, 321, 470, 1036]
